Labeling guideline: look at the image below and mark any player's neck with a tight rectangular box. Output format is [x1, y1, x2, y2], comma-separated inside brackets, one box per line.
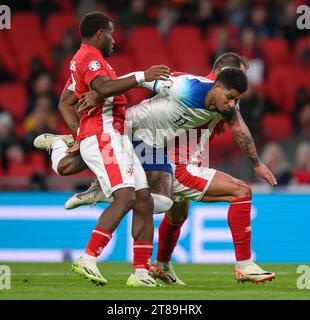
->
[82, 38, 98, 50]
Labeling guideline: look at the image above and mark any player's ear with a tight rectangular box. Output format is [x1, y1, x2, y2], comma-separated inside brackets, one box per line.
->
[213, 81, 221, 91]
[96, 28, 104, 40]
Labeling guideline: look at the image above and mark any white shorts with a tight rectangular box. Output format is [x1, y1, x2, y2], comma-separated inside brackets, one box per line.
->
[172, 164, 216, 203]
[80, 133, 148, 198]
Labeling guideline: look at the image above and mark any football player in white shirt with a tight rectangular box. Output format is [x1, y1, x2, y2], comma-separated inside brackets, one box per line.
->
[35, 53, 276, 285]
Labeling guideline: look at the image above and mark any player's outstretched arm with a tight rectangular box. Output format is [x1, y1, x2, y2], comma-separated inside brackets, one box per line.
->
[85, 65, 170, 102]
[58, 88, 80, 134]
[223, 111, 277, 186]
[78, 65, 170, 113]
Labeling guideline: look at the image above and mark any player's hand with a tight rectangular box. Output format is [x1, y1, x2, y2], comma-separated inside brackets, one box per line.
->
[78, 91, 102, 115]
[66, 141, 80, 154]
[144, 65, 171, 82]
[254, 162, 277, 186]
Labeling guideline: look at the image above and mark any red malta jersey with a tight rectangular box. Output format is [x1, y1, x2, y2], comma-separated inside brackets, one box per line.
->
[67, 43, 127, 138]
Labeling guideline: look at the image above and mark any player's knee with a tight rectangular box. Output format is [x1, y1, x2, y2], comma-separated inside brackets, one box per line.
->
[151, 193, 173, 214]
[136, 189, 154, 209]
[233, 180, 252, 200]
[114, 189, 136, 211]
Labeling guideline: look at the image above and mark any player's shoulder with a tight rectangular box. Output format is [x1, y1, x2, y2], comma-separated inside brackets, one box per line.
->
[173, 73, 213, 84]
[78, 51, 108, 73]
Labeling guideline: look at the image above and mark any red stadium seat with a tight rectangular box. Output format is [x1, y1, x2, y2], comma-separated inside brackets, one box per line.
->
[0, 84, 27, 121]
[113, 27, 127, 54]
[134, 51, 177, 71]
[54, 0, 74, 11]
[107, 55, 136, 76]
[7, 160, 44, 177]
[57, 55, 73, 87]
[128, 26, 166, 54]
[127, 26, 176, 69]
[267, 66, 307, 112]
[45, 12, 79, 47]
[261, 113, 293, 142]
[168, 25, 208, 74]
[261, 38, 292, 69]
[26, 152, 46, 169]
[205, 25, 238, 53]
[9, 13, 54, 80]
[294, 36, 310, 59]
[0, 32, 17, 76]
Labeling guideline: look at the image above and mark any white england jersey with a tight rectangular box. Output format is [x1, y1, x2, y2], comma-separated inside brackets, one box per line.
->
[126, 74, 223, 148]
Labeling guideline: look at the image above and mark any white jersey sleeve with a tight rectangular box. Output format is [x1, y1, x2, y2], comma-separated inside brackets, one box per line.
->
[143, 75, 214, 110]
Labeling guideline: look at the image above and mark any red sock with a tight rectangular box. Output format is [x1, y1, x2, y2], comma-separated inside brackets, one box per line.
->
[85, 226, 112, 257]
[133, 241, 153, 270]
[156, 214, 187, 262]
[228, 197, 252, 261]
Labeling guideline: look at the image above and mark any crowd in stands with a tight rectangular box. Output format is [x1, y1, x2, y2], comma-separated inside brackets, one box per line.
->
[0, 0, 309, 189]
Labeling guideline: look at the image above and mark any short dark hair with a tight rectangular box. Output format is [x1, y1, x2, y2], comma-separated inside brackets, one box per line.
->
[213, 52, 248, 73]
[79, 12, 112, 38]
[215, 68, 248, 94]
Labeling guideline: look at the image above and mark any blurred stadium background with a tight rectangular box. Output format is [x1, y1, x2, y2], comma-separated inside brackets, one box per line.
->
[0, 0, 309, 264]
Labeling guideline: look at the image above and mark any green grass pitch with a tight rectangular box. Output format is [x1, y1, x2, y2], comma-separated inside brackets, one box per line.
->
[1, 262, 309, 300]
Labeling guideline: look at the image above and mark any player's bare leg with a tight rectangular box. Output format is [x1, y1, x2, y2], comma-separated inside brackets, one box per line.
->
[146, 171, 174, 213]
[146, 171, 173, 198]
[57, 152, 87, 176]
[34, 133, 87, 176]
[153, 170, 275, 284]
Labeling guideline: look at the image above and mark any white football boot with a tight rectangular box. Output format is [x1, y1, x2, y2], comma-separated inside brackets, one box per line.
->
[34, 133, 74, 152]
[126, 269, 159, 287]
[149, 261, 185, 285]
[64, 179, 109, 210]
[72, 255, 107, 286]
[234, 261, 276, 284]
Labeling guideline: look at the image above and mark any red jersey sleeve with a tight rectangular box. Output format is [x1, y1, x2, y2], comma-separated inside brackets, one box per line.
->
[80, 53, 109, 87]
[64, 77, 74, 90]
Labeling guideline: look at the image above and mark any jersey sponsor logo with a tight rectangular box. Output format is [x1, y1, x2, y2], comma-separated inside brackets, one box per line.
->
[89, 61, 102, 71]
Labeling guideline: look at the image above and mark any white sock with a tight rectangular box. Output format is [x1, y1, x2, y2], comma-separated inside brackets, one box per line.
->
[51, 139, 68, 174]
[236, 258, 252, 269]
[135, 268, 148, 276]
[81, 253, 96, 261]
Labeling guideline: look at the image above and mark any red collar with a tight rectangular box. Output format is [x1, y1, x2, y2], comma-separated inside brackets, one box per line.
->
[81, 43, 102, 56]
[206, 73, 216, 81]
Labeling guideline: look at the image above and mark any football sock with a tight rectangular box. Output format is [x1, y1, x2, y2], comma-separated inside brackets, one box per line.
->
[156, 214, 187, 263]
[85, 226, 112, 257]
[134, 268, 148, 276]
[236, 258, 252, 269]
[228, 196, 252, 261]
[133, 241, 153, 270]
[51, 139, 68, 174]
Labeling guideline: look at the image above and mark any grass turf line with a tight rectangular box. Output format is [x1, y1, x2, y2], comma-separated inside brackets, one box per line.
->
[0, 262, 308, 300]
